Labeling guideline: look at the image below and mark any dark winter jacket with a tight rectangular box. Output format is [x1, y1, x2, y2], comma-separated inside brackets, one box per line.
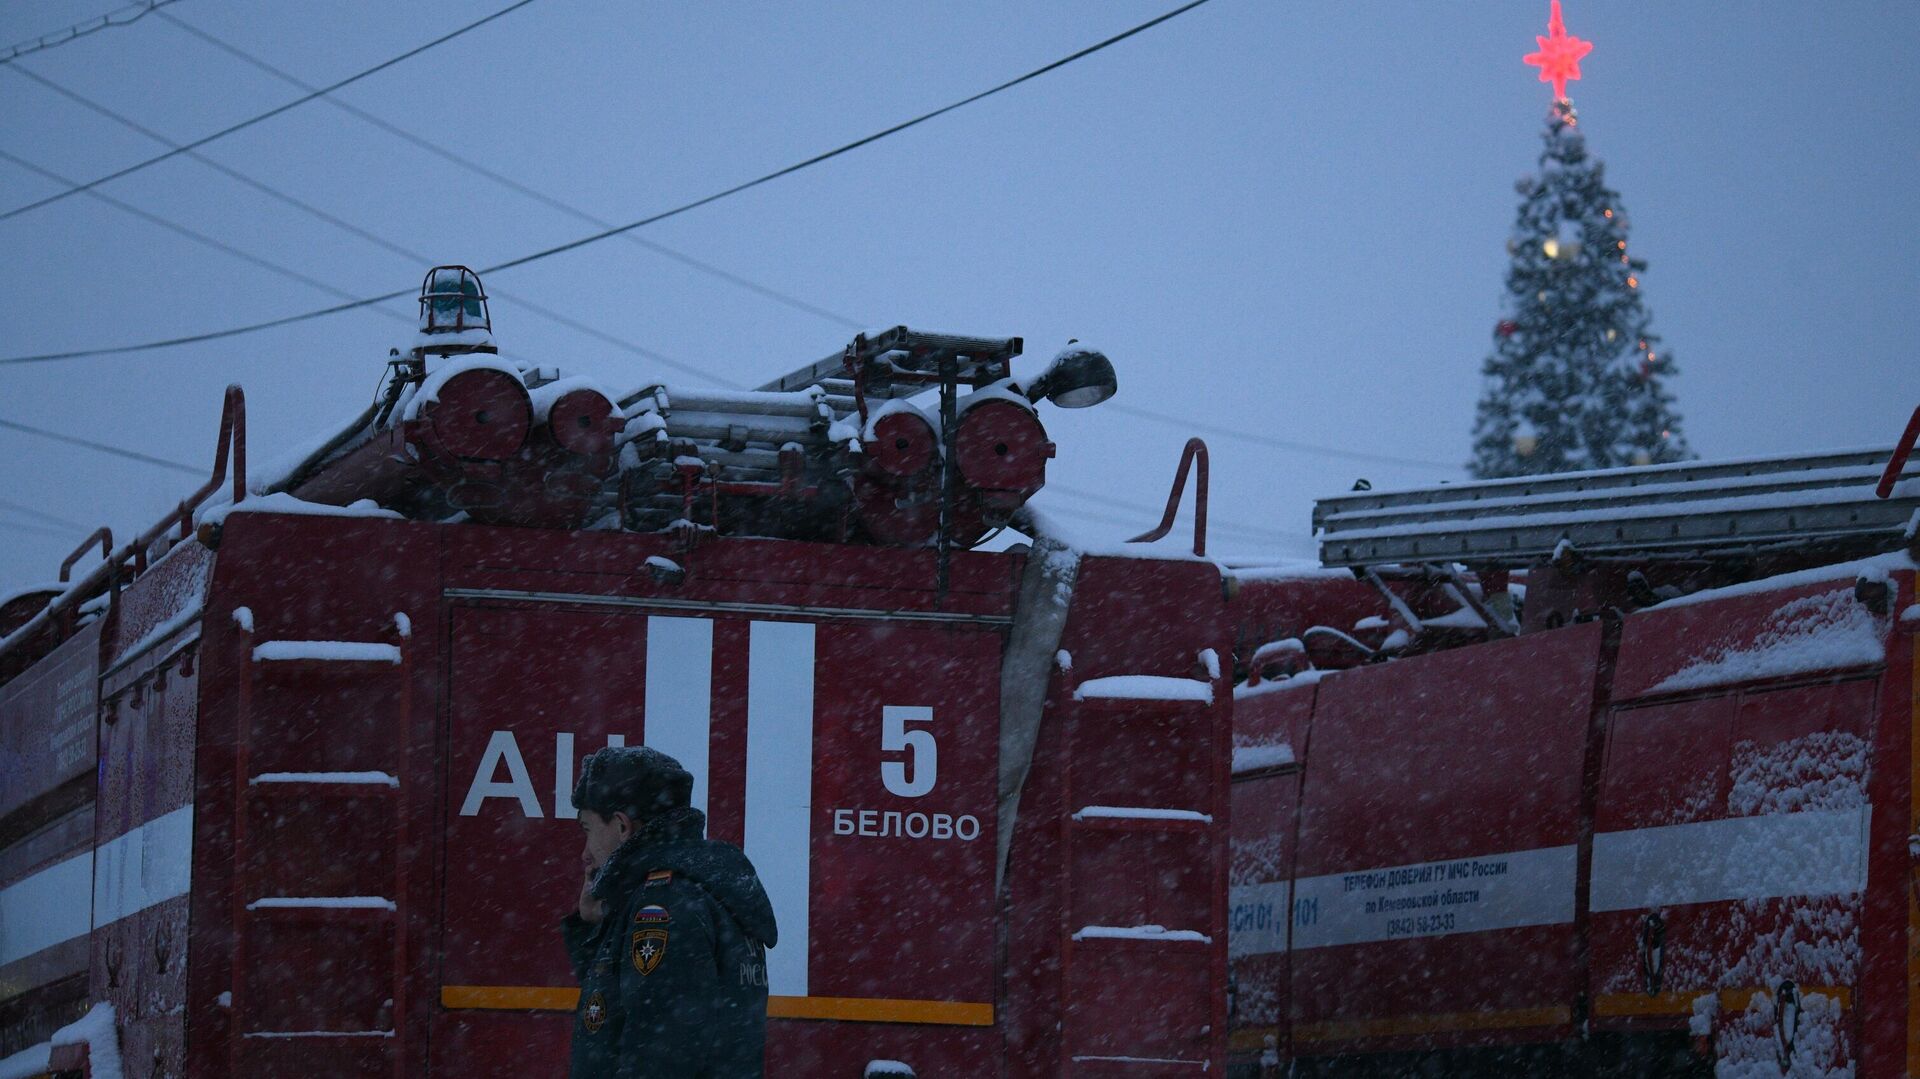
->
[562, 807, 778, 1079]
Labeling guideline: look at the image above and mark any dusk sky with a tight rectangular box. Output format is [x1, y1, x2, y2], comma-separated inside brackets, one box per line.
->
[2, 0, 1914, 596]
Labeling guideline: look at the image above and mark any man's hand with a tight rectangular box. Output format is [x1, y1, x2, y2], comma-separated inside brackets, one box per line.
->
[577, 861, 606, 924]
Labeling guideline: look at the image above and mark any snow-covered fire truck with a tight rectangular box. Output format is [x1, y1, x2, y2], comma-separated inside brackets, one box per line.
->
[1228, 439, 1920, 1078]
[1, 267, 1916, 1078]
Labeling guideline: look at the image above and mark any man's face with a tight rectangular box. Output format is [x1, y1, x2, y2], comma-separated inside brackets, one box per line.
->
[578, 808, 632, 874]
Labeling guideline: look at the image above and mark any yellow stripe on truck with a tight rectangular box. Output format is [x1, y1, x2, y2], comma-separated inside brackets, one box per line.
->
[441, 986, 992, 1026]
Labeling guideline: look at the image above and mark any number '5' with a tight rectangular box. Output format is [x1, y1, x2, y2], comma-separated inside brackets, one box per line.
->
[881, 706, 938, 798]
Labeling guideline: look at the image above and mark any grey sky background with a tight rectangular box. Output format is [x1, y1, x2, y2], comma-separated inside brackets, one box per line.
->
[2, 1, 1914, 598]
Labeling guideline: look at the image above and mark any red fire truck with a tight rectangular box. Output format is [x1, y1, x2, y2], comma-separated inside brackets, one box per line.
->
[1227, 440, 1920, 1078]
[1, 269, 1230, 1078]
[1, 266, 1916, 1077]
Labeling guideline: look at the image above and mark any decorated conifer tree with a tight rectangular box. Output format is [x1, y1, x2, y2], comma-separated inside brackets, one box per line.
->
[1469, 4, 1689, 478]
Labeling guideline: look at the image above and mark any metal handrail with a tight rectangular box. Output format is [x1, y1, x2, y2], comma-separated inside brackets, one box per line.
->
[1129, 438, 1209, 556]
[59, 528, 112, 583]
[1878, 403, 1920, 499]
[0, 385, 246, 667]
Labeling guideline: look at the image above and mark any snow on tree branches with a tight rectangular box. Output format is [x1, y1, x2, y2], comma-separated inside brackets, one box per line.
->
[1470, 100, 1689, 479]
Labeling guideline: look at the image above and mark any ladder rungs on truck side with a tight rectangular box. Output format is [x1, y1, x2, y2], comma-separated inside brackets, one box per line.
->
[1314, 446, 1920, 568]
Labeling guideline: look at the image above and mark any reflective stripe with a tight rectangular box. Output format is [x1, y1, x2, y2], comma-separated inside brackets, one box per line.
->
[1229, 880, 1292, 957]
[92, 803, 194, 928]
[1590, 807, 1870, 912]
[439, 986, 993, 1025]
[745, 620, 815, 999]
[643, 616, 714, 817]
[1291, 845, 1577, 950]
[0, 850, 91, 966]
[0, 802, 193, 967]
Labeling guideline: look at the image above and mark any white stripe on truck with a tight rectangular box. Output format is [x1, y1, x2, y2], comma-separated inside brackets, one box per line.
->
[0, 803, 193, 967]
[1589, 806, 1870, 912]
[643, 615, 715, 818]
[744, 620, 815, 998]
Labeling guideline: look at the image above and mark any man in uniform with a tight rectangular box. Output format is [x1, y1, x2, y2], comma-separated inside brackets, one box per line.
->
[563, 745, 778, 1078]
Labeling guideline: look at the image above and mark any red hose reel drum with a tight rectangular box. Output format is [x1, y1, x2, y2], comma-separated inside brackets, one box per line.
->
[863, 408, 938, 477]
[421, 367, 531, 460]
[954, 399, 1053, 494]
[544, 385, 620, 459]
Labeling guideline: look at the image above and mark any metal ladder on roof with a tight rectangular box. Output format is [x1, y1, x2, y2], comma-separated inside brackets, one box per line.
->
[1314, 446, 1920, 569]
[228, 610, 414, 1079]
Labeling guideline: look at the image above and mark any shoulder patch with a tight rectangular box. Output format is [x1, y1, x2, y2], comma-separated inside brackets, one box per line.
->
[631, 907, 670, 975]
[645, 869, 673, 887]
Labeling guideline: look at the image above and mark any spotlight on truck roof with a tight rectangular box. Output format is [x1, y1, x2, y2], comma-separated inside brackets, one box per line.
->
[1026, 341, 1117, 409]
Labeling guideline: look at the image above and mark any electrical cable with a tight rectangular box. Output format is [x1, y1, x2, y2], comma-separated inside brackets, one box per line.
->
[0, 417, 201, 475]
[0, 146, 401, 311]
[1047, 481, 1307, 539]
[3, 6, 1448, 472]
[0, 0, 182, 66]
[1040, 502, 1310, 548]
[0, 0, 541, 222]
[7, 0, 1436, 488]
[0, 496, 92, 532]
[0, 518, 79, 542]
[154, 9, 868, 333]
[0, 0, 1213, 364]
[1106, 402, 1458, 471]
[0, 73, 732, 387]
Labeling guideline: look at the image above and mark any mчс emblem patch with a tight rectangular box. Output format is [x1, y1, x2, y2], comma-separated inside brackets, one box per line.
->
[631, 904, 670, 976]
[582, 990, 607, 1034]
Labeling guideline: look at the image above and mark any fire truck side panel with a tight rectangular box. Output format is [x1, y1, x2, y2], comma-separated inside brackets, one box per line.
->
[1289, 622, 1604, 1056]
[1590, 568, 1909, 1075]
[188, 512, 444, 1078]
[425, 522, 1034, 1075]
[1226, 678, 1315, 1071]
[0, 619, 102, 1057]
[1870, 590, 1916, 1079]
[93, 540, 208, 1079]
[436, 601, 1009, 1074]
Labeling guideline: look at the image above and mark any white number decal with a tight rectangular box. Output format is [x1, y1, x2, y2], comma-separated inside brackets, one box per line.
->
[880, 706, 937, 798]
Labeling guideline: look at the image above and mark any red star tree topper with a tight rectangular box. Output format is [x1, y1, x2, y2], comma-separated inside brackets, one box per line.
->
[1524, 0, 1593, 101]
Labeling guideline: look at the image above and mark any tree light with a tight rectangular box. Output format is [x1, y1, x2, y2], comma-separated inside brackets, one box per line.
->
[1543, 239, 1560, 258]
[1514, 433, 1539, 457]
[1626, 276, 1639, 288]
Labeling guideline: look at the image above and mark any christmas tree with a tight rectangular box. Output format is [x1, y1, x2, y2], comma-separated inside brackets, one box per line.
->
[1469, 5, 1689, 478]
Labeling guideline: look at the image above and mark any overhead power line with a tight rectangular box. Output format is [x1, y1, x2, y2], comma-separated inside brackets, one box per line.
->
[0, 0, 182, 66]
[0, 496, 92, 532]
[0, 146, 396, 310]
[3, 1, 1435, 477]
[0, 0, 1214, 365]
[0, 416, 202, 474]
[0, 518, 80, 542]
[154, 9, 866, 334]
[0, 68, 728, 386]
[1106, 403, 1458, 471]
[0, 0, 540, 223]
[1046, 481, 1308, 540]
